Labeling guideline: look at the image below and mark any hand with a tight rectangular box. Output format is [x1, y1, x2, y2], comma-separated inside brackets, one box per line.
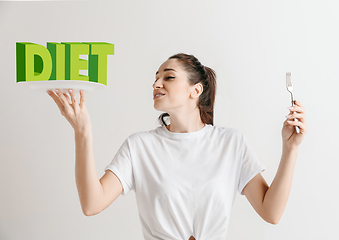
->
[282, 100, 308, 149]
[47, 89, 92, 134]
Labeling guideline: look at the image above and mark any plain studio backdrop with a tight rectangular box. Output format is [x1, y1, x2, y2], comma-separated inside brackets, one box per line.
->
[0, 0, 338, 239]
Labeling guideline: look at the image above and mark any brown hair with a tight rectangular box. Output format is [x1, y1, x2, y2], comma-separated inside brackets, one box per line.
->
[158, 53, 217, 126]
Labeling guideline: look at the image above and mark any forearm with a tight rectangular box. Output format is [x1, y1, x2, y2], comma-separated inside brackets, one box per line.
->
[262, 145, 299, 224]
[74, 127, 103, 215]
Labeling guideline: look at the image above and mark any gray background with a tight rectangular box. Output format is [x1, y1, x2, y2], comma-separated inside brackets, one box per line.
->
[0, 0, 338, 239]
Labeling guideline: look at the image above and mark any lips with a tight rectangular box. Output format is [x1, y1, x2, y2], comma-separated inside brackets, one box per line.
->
[154, 93, 165, 99]
[153, 91, 165, 98]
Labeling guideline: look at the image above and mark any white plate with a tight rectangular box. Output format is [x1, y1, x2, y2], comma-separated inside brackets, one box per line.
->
[16, 80, 106, 94]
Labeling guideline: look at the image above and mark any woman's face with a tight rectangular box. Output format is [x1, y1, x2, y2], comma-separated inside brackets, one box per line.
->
[153, 59, 200, 112]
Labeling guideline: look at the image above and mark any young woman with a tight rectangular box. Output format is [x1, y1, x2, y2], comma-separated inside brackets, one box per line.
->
[47, 53, 308, 240]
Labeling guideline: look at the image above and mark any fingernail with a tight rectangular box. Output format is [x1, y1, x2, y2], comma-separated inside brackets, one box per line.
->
[80, 90, 83, 94]
[69, 89, 72, 93]
[55, 89, 59, 93]
[289, 107, 293, 110]
[47, 90, 51, 95]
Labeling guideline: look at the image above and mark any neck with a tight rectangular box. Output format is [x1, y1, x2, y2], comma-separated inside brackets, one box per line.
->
[166, 106, 205, 133]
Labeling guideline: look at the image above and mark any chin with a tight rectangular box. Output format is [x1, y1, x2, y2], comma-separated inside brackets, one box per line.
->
[154, 105, 163, 111]
[153, 103, 166, 112]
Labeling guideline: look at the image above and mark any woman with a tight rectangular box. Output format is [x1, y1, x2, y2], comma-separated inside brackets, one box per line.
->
[47, 53, 308, 240]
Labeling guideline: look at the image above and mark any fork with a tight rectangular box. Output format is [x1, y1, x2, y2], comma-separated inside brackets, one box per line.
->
[286, 73, 300, 134]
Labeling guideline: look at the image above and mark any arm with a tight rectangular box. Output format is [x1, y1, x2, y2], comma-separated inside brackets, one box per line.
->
[262, 145, 298, 224]
[74, 128, 103, 216]
[75, 128, 123, 216]
[47, 89, 122, 216]
[243, 146, 298, 224]
[243, 100, 307, 224]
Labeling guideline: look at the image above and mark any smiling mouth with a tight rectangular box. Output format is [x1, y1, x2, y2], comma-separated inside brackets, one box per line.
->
[154, 94, 165, 99]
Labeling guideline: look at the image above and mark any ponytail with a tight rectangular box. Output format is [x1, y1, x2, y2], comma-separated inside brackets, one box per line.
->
[198, 65, 216, 126]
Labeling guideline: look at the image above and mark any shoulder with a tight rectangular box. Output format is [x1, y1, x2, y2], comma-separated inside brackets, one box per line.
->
[210, 125, 244, 139]
[209, 125, 247, 151]
[124, 127, 160, 143]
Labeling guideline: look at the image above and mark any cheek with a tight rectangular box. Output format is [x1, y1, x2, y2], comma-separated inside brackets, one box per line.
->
[168, 91, 189, 104]
[165, 83, 190, 103]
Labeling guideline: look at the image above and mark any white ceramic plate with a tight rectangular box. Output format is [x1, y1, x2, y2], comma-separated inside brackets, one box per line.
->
[16, 80, 106, 94]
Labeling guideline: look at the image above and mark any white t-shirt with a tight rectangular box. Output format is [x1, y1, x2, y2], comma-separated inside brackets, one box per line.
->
[105, 123, 265, 240]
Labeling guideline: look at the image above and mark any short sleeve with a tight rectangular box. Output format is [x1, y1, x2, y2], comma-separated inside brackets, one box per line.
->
[238, 133, 266, 195]
[105, 137, 134, 196]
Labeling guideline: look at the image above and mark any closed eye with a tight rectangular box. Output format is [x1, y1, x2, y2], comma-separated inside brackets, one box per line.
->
[154, 76, 174, 82]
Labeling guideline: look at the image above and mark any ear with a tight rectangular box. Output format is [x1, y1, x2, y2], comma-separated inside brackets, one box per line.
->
[190, 83, 203, 98]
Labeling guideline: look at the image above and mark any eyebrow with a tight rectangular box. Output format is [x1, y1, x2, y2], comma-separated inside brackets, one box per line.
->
[155, 68, 177, 75]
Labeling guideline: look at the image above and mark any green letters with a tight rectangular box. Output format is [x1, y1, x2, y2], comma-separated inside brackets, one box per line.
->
[84, 42, 114, 86]
[16, 42, 114, 86]
[62, 42, 89, 81]
[16, 42, 53, 82]
[47, 42, 65, 80]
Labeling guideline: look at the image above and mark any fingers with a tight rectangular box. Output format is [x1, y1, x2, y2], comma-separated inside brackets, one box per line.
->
[79, 89, 85, 109]
[294, 100, 304, 109]
[68, 89, 80, 112]
[287, 100, 306, 121]
[47, 90, 65, 113]
[286, 112, 305, 123]
[47, 88, 85, 109]
[286, 100, 308, 134]
[63, 92, 72, 105]
[48, 89, 74, 115]
[55, 89, 72, 108]
[289, 100, 305, 114]
[286, 118, 308, 134]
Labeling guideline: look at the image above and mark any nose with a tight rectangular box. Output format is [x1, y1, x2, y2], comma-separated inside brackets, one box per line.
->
[153, 79, 163, 89]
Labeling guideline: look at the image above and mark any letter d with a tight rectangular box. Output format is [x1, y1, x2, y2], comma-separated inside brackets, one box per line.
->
[16, 42, 52, 82]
